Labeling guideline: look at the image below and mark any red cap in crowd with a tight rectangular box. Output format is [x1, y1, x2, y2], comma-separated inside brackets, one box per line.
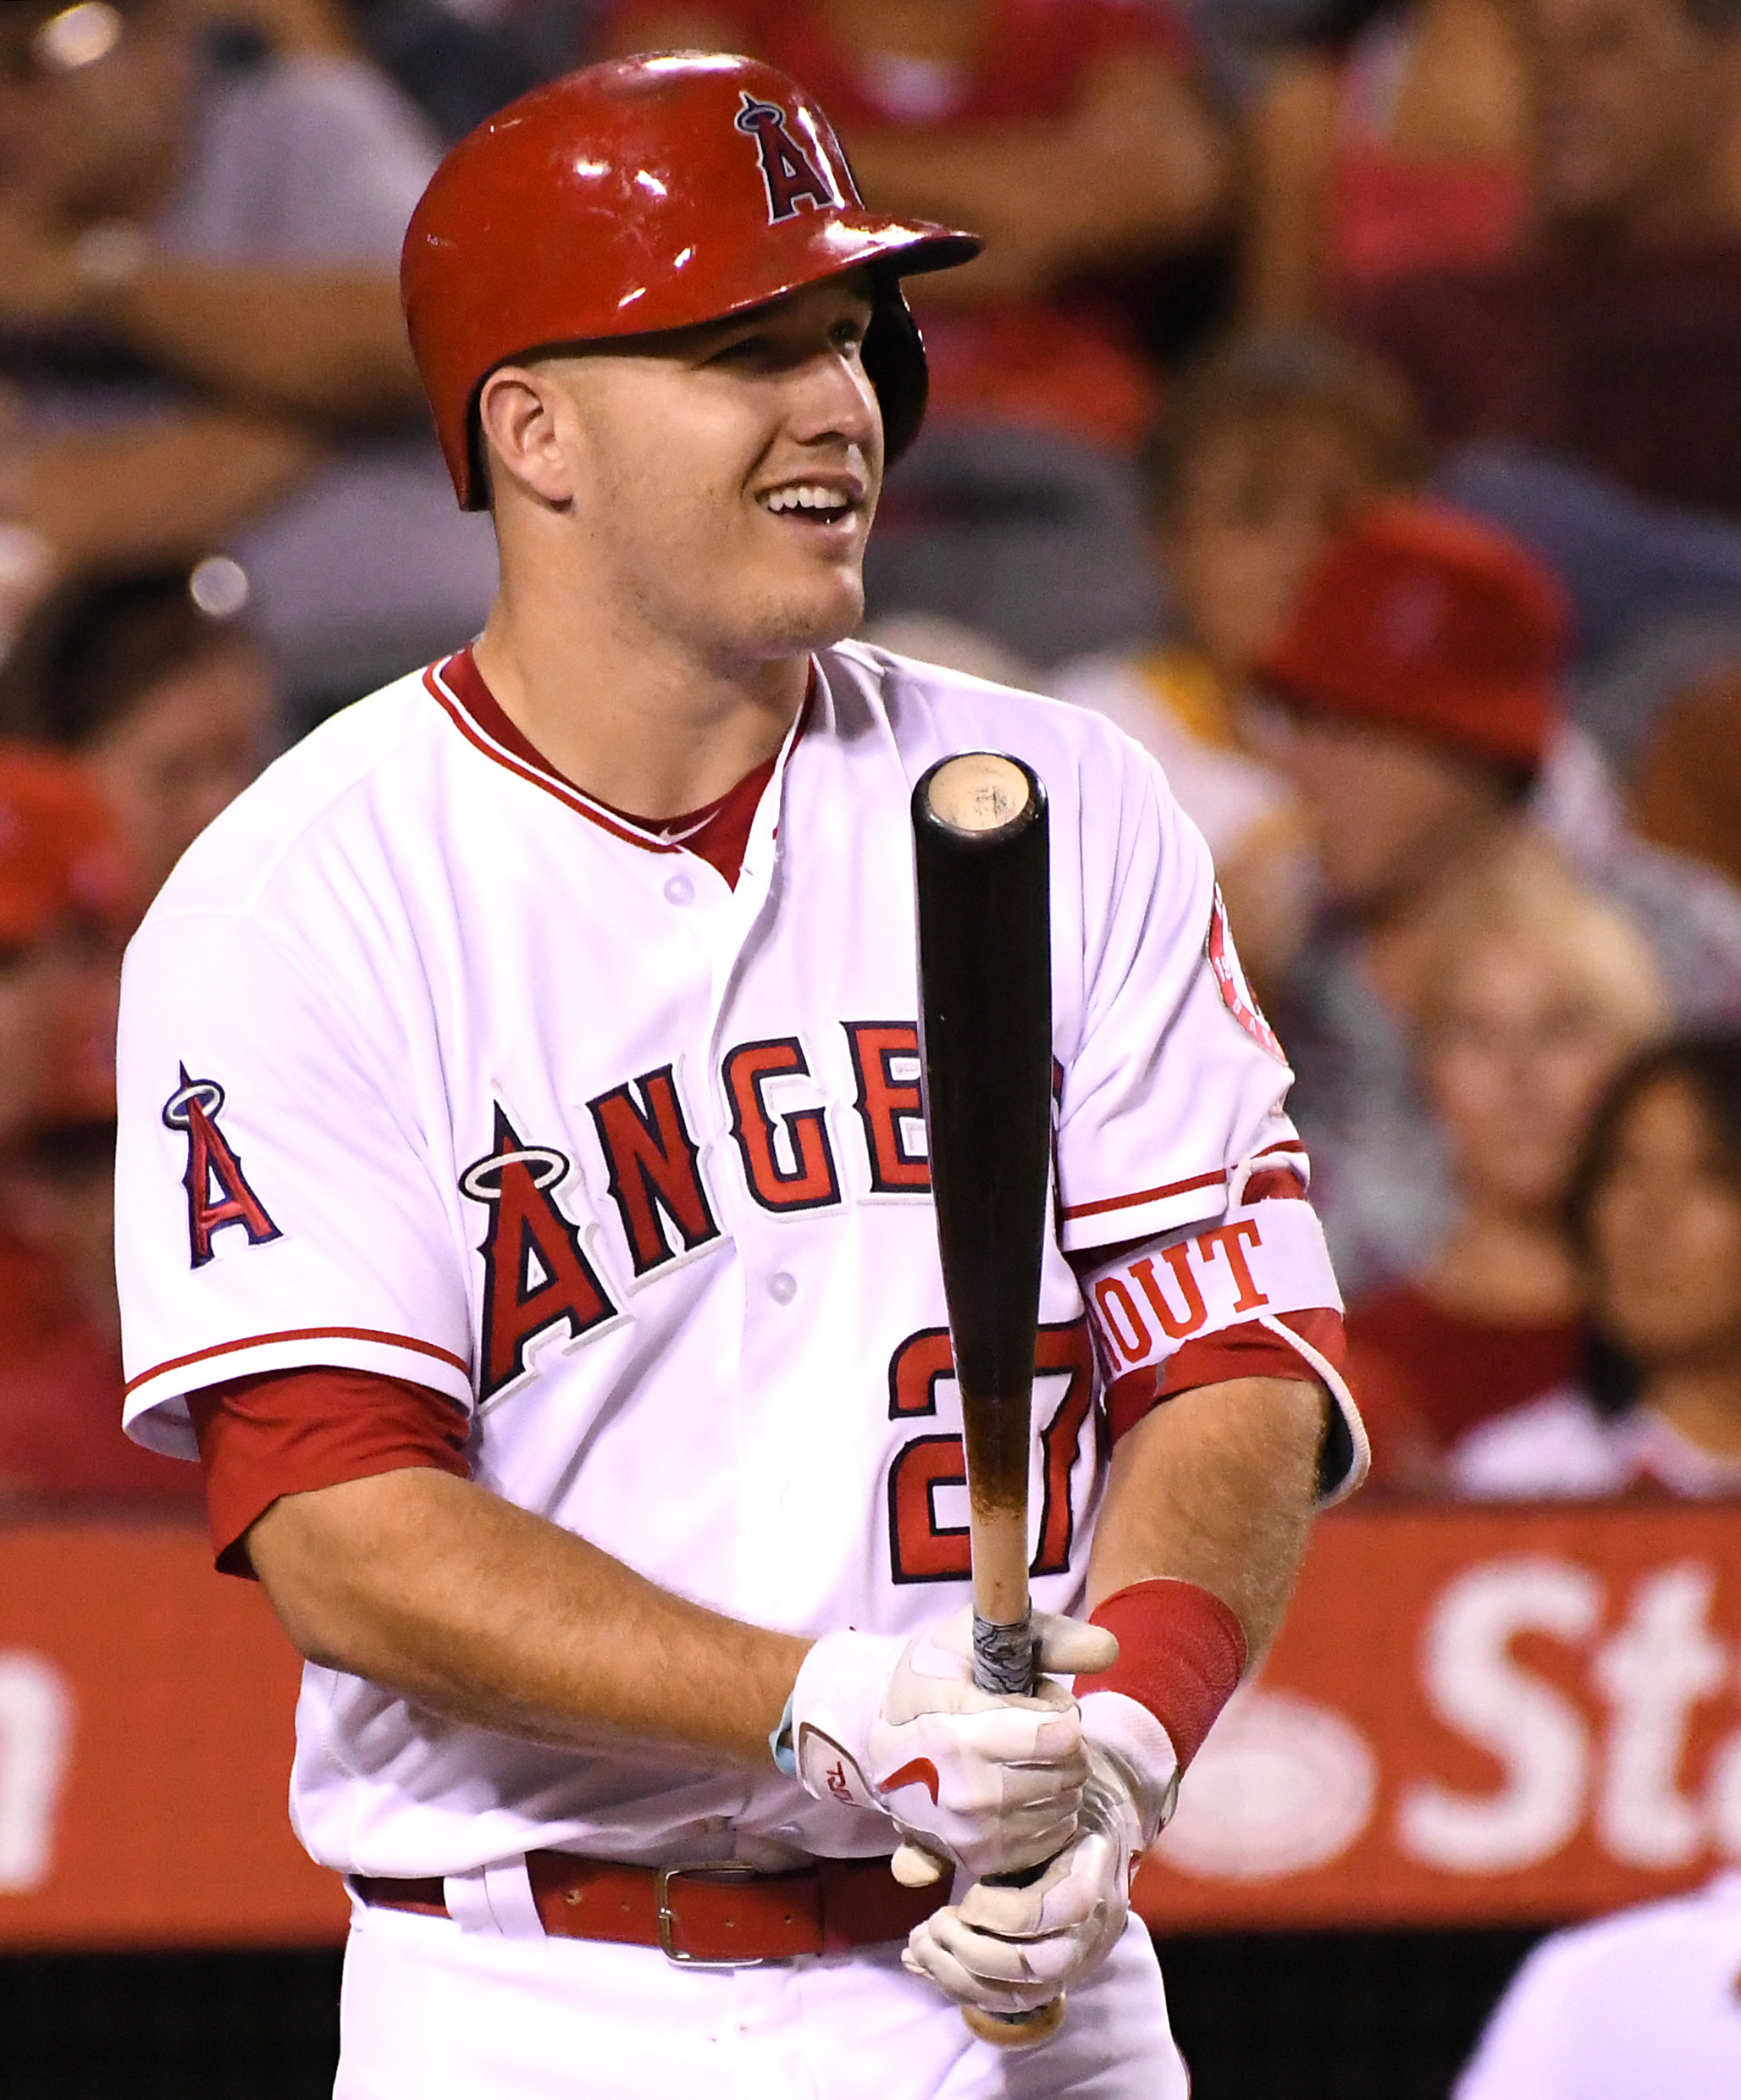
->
[1255, 499, 1568, 769]
[0, 746, 131, 1130]
[0, 743, 130, 945]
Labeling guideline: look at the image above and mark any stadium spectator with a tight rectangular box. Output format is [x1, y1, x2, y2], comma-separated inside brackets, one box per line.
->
[1454, 1871, 1741, 2097]
[1347, 841, 1664, 1487]
[0, 558, 274, 906]
[1252, 497, 1741, 1295]
[1322, 0, 1741, 774]
[183, 0, 551, 141]
[0, 1113, 200, 1505]
[602, 0, 1234, 665]
[0, 0, 496, 718]
[1330, 0, 1741, 673]
[342, 0, 550, 142]
[1235, 0, 1529, 327]
[0, 743, 192, 1505]
[1056, 325, 1421, 991]
[1450, 1032, 1741, 1500]
[0, 742, 123, 1152]
[1628, 660, 1741, 892]
[1344, 0, 1741, 516]
[1433, 443, 1741, 779]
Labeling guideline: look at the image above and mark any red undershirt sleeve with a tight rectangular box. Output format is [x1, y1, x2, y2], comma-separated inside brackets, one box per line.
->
[1103, 1307, 1349, 1444]
[187, 1366, 472, 1578]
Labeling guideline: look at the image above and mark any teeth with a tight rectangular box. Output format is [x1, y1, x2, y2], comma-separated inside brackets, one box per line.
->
[762, 484, 849, 514]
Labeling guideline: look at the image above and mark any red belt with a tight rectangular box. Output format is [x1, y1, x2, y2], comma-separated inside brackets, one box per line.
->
[352, 1850, 947, 1966]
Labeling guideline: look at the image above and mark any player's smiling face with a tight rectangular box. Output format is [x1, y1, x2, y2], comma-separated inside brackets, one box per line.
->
[486, 272, 884, 668]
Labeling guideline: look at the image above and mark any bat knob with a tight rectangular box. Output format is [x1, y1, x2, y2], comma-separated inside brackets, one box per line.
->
[921, 752, 1035, 837]
[964, 1997, 1067, 2049]
[890, 1842, 948, 1888]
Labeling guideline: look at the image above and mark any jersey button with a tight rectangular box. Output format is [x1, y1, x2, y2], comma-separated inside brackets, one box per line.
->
[662, 871, 694, 906]
[768, 1271, 798, 1305]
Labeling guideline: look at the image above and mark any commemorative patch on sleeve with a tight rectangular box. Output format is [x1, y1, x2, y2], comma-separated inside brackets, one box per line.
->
[1206, 888, 1285, 1062]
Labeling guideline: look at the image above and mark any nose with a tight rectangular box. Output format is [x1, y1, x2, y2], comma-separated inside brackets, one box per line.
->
[787, 342, 882, 458]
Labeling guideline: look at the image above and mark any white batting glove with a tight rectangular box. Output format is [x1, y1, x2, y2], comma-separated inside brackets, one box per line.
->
[899, 1691, 1179, 2016]
[788, 1608, 1117, 1882]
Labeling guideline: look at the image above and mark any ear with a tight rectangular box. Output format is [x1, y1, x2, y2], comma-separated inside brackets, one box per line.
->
[476, 363, 582, 510]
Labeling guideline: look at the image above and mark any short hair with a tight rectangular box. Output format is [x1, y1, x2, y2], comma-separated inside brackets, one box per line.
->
[1565, 1029, 1741, 1411]
[0, 562, 256, 749]
[1139, 326, 1426, 524]
[1418, 836, 1666, 1046]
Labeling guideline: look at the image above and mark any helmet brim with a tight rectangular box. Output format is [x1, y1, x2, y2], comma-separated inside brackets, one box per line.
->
[461, 218, 980, 506]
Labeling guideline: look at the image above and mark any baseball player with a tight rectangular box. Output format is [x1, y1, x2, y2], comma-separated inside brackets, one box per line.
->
[114, 54, 1366, 2098]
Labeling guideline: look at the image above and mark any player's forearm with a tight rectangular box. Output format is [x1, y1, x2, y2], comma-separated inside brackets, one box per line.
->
[101, 263, 423, 424]
[246, 1467, 810, 1764]
[1085, 1374, 1326, 1664]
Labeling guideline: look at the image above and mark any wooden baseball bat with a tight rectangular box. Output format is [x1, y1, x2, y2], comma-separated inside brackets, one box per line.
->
[911, 751, 1065, 2051]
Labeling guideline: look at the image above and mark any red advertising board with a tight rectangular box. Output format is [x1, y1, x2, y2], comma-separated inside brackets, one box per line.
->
[1137, 1500, 1741, 1931]
[2, 1506, 1739, 1948]
[0, 1519, 343, 1948]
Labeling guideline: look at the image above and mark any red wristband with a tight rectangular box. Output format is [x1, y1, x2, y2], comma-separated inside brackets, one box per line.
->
[1073, 1577, 1247, 1772]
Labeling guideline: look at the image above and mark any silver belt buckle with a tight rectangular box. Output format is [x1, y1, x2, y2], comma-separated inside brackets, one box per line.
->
[656, 1859, 771, 1968]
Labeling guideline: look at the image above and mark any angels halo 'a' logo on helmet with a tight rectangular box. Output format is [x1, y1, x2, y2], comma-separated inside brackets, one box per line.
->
[733, 91, 843, 224]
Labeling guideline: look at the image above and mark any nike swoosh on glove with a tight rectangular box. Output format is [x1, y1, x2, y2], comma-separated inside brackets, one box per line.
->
[899, 1690, 1179, 2016]
[788, 1608, 1117, 1882]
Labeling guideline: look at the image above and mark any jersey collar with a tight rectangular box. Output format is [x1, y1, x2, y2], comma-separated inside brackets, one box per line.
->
[425, 648, 682, 855]
[424, 647, 812, 889]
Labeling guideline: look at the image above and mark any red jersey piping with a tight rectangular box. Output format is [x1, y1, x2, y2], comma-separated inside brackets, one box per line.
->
[424, 649, 810, 880]
[126, 1325, 470, 1397]
[423, 655, 683, 855]
[1062, 1169, 1227, 1222]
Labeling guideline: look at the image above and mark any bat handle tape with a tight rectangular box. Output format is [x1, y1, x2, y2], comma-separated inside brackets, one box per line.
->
[971, 1612, 1037, 1698]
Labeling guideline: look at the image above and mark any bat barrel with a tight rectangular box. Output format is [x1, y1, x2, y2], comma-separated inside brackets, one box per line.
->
[912, 754, 1053, 1699]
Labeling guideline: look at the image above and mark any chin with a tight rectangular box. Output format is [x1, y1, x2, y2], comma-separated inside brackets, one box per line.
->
[743, 572, 865, 659]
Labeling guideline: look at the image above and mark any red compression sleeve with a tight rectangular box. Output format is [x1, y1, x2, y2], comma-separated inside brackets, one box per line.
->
[187, 1366, 471, 1578]
[1074, 1578, 1248, 1771]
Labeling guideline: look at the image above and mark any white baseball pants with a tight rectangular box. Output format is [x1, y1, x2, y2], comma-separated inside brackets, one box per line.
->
[334, 1885, 1190, 2099]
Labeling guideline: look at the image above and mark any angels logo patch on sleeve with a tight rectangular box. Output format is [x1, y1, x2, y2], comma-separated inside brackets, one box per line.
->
[162, 1064, 281, 1268]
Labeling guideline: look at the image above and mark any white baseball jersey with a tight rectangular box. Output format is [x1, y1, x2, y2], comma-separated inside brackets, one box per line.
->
[116, 641, 1362, 1880]
[1455, 1873, 1741, 2098]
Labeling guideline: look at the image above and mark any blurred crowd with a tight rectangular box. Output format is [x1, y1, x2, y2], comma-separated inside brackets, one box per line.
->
[8, 0, 1741, 1516]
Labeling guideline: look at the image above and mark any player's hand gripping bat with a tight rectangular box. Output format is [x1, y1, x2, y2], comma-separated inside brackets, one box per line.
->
[911, 752, 1066, 2051]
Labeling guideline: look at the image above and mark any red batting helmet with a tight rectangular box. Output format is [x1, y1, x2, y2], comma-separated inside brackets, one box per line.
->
[401, 52, 981, 510]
